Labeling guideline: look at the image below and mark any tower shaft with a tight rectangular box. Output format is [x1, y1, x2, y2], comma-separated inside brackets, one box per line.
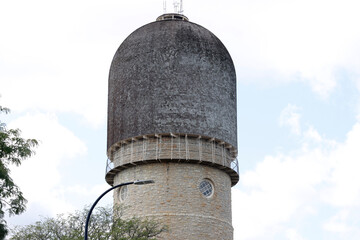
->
[110, 135, 236, 239]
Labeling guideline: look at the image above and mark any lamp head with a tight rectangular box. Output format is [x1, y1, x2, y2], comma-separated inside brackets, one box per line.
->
[134, 180, 155, 185]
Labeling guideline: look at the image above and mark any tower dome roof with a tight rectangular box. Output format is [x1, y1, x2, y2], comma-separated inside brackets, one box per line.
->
[108, 15, 237, 150]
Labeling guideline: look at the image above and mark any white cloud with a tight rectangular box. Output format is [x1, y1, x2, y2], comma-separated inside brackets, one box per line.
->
[216, 0, 360, 98]
[323, 210, 352, 233]
[286, 228, 306, 240]
[322, 208, 360, 240]
[233, 115, 360, 239]
[2, 0, 360, 123]
[279, 104, 302, 135]
[321, 123, 360, 207]
[233, 150, 328, 239]
[303, 126, 322, 142]
[65, 183, 111, 199]
[0, 0, 160, 127]
[7, 113, 87, 216]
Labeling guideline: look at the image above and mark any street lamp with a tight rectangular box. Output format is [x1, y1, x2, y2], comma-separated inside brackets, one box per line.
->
[84, 180, 155, 240]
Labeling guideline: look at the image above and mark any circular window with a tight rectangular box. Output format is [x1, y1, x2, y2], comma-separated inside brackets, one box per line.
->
[199, 179, 214, 198]
[119, 185, 128, 202]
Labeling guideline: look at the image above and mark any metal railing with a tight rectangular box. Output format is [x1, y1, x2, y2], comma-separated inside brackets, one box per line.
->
[105, 134, 240, 185]
[105, 158, 114, 175]
[231, 158, 239, 175]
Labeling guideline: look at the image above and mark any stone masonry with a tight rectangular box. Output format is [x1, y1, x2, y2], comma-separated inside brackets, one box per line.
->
[113, 162, 233, 240]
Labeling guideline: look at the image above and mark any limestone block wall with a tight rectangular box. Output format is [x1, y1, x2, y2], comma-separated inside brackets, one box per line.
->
[113, 162, 233, 240]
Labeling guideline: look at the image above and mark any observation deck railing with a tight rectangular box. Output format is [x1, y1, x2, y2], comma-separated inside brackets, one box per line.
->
[105, 133, 239, 186]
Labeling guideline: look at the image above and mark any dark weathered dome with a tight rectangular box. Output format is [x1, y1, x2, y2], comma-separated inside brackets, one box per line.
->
[108, 14, 237, 150]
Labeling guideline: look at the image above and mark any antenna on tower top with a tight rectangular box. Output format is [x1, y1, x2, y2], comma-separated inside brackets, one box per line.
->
[163, 0, 167, 13]
[173, 0, 184, 14]
[180, 0, 184, 14]
[162, 0, 184, 14]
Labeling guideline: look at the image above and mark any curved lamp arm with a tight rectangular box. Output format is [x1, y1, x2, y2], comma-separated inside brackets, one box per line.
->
[84, 180, 154, 240]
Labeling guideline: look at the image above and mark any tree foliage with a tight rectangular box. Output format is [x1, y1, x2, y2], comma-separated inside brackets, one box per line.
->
[0, 106, 39, 239]
[10, 205, 167, 240]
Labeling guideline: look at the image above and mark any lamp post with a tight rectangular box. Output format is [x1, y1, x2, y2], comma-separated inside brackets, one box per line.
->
[84, 180, 154, 240]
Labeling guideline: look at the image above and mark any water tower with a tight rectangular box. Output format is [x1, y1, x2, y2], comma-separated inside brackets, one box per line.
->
[105, 11, 239, 239]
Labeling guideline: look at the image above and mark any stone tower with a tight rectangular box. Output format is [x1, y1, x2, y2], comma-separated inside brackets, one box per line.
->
[106, 13, 239, 240]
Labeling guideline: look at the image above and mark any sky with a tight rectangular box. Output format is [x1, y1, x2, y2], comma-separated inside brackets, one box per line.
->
[1, 0, 360, 239]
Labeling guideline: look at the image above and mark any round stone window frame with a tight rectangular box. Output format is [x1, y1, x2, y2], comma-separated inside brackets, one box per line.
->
[118, 185, 128, 202]
[199, 178, 214, 198]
